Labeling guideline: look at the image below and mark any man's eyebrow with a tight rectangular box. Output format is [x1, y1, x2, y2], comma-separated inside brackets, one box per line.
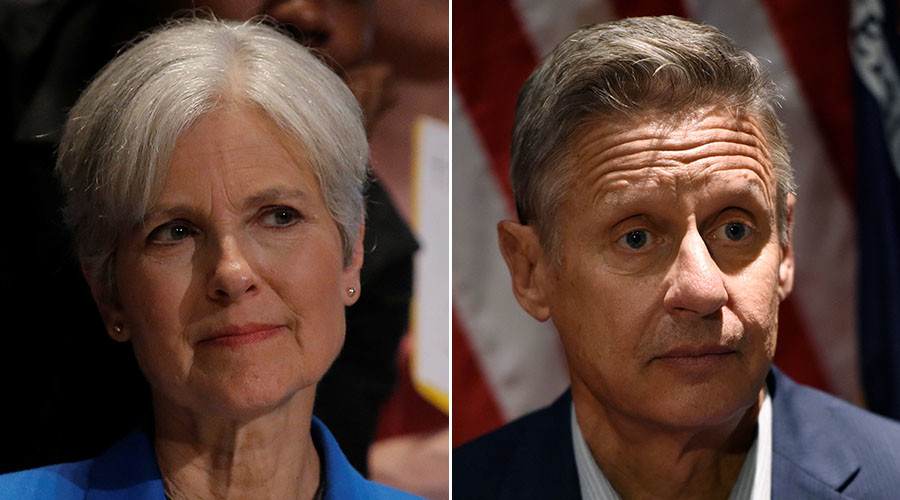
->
[592, 173, 669, 206]
[705, 166, 771, 199]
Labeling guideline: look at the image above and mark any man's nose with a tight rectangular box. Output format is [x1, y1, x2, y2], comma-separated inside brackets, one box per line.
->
[663, 228, 728, 317]
[208, 235, 258, 302]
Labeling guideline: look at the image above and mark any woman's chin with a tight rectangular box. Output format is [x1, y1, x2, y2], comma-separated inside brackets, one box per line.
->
[207, 377, 317, 421]
[209, 395, 304, 422]
[153, 373, 318, 424]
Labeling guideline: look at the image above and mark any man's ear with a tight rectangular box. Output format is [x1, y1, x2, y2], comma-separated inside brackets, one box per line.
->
[497, 220, 553, 322]
[777, 194, 796, 301]
[342, 221, 366, 306]
[81, 263, 130, 342]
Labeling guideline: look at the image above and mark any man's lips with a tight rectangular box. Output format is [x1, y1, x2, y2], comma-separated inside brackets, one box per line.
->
[199, 323, 286, 347]
[655, 344, 737, 359]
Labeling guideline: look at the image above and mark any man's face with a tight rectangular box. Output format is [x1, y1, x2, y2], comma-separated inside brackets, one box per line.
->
[501, 106, 794, 430]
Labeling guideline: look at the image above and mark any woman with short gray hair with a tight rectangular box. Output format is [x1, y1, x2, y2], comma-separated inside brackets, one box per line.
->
[0, 17, 421, 500]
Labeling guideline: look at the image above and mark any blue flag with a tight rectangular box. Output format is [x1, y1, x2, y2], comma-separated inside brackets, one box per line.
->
[851, 0, 900, 419]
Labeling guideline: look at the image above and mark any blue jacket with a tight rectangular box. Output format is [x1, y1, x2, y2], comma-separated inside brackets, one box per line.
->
[0, 417, 421, 499]
[453, 368, 900, 499]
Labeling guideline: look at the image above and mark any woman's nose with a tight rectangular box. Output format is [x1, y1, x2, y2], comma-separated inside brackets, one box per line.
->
[663, 228, 728, 318]
[208, 235, 258, 302]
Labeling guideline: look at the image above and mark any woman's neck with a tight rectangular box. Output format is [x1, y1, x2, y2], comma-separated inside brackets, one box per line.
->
[152, 388, 321, 500]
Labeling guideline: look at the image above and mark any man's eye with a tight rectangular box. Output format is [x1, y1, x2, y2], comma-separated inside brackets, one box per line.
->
[713, 221, 752, 242]
[262, 207, 301, 227]
[148, 221, 196, 243]
[618, 230, 651, 250]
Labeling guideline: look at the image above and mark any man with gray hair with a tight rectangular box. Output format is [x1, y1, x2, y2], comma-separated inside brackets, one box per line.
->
[454, 16, 900, 499]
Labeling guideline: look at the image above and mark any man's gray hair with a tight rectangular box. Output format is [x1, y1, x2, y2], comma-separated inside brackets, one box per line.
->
[511, 15, 795, 255]
[57, 17, 368, 298]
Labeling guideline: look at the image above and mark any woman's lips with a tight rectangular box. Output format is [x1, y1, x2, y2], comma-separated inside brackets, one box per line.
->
[200, 324, 286, 347]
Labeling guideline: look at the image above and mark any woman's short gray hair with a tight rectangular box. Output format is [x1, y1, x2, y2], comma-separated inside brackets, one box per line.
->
[511, 15, 795, 257]
[57, 17, 368, 298]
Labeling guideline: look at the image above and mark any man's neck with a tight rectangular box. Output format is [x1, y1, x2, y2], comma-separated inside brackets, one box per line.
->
[572, 385, 764, 500]
[152, 388, 321, 500]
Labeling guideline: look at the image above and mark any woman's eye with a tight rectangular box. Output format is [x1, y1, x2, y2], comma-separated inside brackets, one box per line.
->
[148, 221, 196, 243]
[713, 221, 753, 242]
[262, 207, 301, 227]
[617, 229, 652, 250]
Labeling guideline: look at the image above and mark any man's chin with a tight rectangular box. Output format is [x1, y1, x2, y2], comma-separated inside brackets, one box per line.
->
[638, 377, 765, 432]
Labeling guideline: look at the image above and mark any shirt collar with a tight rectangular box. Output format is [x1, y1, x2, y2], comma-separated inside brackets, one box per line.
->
[571, 389, 772, 500]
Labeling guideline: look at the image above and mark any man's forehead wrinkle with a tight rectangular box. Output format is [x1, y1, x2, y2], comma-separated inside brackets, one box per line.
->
[598, 140, 771, 174]
[575, 105, 769, 151]
[585, 156, 774, 210]
[571, 108, 777, 214]
[573, 118, 769, 169]
[582, 144, 773, 197]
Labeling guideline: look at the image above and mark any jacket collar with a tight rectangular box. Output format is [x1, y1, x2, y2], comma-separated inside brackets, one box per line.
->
[768, 367, 860, 500]
[84, 430, 164, 500]
[313, 417, 387, 499]
[499, 391, 582, 500]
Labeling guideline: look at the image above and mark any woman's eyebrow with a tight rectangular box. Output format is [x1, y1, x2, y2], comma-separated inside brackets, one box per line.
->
[142, 204, 196, 224]
[142, 188, 309, 223]
[244, 187, 308, 208]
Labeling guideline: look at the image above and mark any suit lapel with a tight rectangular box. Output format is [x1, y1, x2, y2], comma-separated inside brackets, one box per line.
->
[769, 368, 860, 500]
[500, 391, 582, 500]
[771, 455, 854, 500]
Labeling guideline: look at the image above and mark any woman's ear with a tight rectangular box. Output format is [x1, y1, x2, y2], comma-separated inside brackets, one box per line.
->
[81, 263, 130, 342]
[342, 222, 366, 306]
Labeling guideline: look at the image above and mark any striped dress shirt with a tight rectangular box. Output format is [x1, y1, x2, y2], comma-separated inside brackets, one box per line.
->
[571, 391, 772, 500]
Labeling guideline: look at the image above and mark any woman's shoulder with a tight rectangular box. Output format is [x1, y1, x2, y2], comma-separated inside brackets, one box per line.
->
[0, 458, 94, 499]
[0, 430, 164, 500]
[312, 418, 425, 500]
[356, 479, 425, 499]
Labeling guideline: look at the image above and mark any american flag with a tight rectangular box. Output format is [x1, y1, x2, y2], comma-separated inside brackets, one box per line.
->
[453, 0, 900, 446]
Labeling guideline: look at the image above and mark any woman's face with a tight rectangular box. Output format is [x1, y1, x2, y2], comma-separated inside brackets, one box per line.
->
[103, 106, 362, 420]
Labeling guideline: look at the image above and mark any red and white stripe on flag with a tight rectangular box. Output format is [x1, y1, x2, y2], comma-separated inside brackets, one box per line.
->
[452, 0, 861, 446]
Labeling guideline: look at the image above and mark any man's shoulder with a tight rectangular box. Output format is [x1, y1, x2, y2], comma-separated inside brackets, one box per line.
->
[772, 367, 900, 449]
[454, 395, 559, 463]
[770, 368, 900, 497]
[453, 391, 580, 500]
